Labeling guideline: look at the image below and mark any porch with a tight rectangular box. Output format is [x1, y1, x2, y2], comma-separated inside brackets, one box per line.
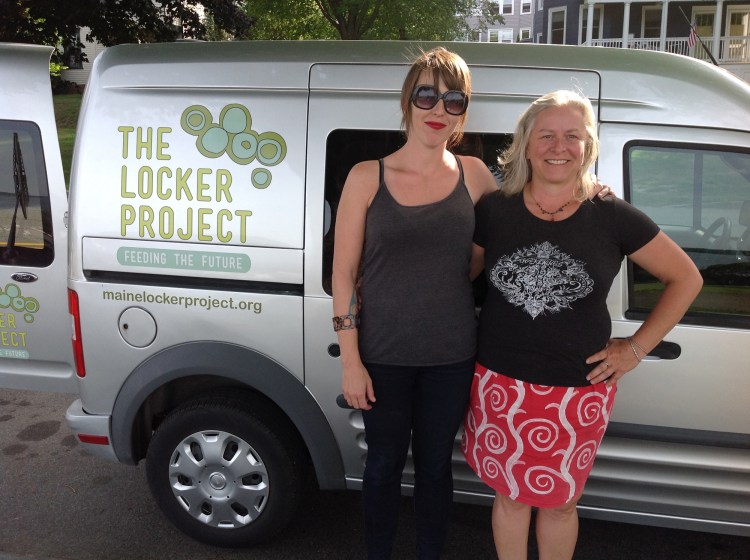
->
[581, 0, 750, 82]
[590, 34, 750, 63]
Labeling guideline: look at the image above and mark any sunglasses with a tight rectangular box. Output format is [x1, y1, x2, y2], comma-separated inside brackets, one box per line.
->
[410, 84, 469, 116]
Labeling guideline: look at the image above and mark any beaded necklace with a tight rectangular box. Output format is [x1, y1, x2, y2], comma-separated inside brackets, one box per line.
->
[527, 189, 575, 221]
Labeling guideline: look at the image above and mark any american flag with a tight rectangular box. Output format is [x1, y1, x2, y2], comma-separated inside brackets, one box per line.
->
[688, 19, 698, 48]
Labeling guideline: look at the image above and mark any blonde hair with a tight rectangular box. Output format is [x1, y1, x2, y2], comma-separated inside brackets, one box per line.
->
[499, 89, 599, 200]
[400, 47, 471, 149]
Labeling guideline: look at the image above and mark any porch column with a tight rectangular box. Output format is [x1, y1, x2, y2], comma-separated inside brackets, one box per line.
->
[622, 1, 632, 48]
[586, 0, 596, 45]
[713, 0, 724, 59]
[659, 0, 669, 51]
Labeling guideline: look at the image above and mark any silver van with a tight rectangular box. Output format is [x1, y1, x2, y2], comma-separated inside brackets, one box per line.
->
[0, 40, 748, 546]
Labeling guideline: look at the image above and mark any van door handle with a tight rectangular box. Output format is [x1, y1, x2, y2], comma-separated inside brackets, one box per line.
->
[11, 272, 38, 283]
[644, 340, 681, 360]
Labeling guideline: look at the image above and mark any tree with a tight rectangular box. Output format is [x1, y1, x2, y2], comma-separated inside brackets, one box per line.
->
[314, 0, 385, 40]
[245, 0, 502, 41]
[369, 0, 504, 41]
[0, 0, 254, 55]
[244, 0, 336, 40]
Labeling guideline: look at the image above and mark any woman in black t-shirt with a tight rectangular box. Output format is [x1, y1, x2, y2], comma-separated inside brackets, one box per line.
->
[462, 90, 703, 560]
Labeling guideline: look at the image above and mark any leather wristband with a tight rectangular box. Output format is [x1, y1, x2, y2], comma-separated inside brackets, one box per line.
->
[332, 313, 359, 332]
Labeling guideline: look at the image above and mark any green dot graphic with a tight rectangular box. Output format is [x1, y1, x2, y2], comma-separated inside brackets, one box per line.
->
[222, 106, 248, 134]
[252, 169, 271, 189]
[201, 127, 230, 155]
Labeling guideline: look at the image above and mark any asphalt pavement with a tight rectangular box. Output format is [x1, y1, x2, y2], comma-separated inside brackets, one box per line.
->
[1, 388, 748, 560]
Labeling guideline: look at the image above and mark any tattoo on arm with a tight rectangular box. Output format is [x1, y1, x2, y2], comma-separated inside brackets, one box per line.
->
[349, 287, 360, 315]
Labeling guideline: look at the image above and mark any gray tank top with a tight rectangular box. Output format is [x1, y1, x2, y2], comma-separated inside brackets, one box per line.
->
[358, 157, 477, 366]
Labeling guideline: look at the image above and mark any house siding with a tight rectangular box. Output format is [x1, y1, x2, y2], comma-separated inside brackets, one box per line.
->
[61, 27, 107, 87]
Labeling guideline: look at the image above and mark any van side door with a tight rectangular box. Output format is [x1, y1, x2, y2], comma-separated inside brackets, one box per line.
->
[302, 61, 601, 489]
[595, 121, 750, 530]
[0, 44, 76, 392]
[599, 123, 750, 436]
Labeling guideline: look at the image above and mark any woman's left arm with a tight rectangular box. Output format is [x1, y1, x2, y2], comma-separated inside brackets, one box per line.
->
[586, 231, 703, 386]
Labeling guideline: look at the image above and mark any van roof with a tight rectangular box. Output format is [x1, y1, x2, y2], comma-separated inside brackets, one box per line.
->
[95, 40, 750, 131]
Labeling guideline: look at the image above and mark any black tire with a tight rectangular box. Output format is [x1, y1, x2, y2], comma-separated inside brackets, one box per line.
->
[145, 396, 305, 547]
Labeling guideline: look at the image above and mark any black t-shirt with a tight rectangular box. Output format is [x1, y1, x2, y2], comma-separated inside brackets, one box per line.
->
[474, 192, 660, 386]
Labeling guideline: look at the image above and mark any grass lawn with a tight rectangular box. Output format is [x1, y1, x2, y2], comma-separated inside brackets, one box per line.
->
[52, 93, 82, 188]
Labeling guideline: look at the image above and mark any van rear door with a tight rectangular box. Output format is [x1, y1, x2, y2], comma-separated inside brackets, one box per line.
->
[0, 44, 76, 392]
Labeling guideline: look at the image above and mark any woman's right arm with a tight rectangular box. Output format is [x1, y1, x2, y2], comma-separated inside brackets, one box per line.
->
[332, 161, 378, 410]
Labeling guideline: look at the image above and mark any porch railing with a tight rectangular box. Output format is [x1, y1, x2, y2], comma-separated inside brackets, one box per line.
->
[588, 36, 750, 64]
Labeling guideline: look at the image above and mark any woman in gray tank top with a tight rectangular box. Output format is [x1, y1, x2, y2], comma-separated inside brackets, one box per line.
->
[332, 48, 497, 560]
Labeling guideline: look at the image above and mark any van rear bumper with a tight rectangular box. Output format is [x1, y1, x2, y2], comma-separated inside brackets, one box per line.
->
[65, 399, 118, 462]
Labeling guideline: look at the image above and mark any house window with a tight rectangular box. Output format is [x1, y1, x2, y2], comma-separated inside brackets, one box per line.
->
[549, 8, 566, 44]
[696, 12, 714, 31]
[626, 142, 750, 327]
[726, 8, 750, 60]
[691, 11, 715, 59]
[502, 0, 514, 16]
[521, 0, 532, 15]
[727, 7, 749, 37]
[63, 29, 83, 70]
[520, 27, 532, 42]
[579, 5, 603, 44]
[538, 0, 544, 12]
[642, 7, 662, 39]
[488, 28, 513, 43]
[487, 29, 513, 43]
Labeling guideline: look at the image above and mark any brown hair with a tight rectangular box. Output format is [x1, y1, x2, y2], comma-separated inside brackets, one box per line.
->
[400, 47, 471, 149]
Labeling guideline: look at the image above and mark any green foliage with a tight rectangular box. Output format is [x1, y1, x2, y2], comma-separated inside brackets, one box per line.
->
[313, 0, 385, 40]
[245, 0, 336, 40]
[52, 93, 83, 188]
[245, 0, 503, 41]
[49, 60, 68, 92]
[49, 61, 66, 78]
[0, 1, 254, 49]
[1, 1, 254, 85]
[366, 0, 503, 41]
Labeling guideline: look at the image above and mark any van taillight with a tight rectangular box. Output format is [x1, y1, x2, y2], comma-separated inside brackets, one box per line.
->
[68, 289, 86, 378]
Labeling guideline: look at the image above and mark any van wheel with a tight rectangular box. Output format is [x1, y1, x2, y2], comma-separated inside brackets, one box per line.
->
[145, 397, 304, 547]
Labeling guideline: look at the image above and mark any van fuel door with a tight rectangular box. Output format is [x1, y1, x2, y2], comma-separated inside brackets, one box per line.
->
[118, 307, 157, 348]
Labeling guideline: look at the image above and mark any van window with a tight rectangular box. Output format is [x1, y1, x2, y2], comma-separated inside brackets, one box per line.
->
[625, 142, 750, 328]
[0, 120, 54, 267]
[322, 129, 510, 295]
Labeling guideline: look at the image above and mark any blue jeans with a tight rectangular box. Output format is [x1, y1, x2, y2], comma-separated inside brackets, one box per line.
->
[361, 358, 475, 560]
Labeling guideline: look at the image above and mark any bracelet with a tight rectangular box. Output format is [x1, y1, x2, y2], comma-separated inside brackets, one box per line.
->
[631, 337, 648, 356]
[332, 313, 359, 332]
[626, 336, 642, 362]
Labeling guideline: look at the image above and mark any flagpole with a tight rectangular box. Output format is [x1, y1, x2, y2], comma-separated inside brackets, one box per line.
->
[678, 6, 719, 66]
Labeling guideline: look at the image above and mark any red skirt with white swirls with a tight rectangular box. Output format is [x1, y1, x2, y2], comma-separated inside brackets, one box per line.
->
[462, 363, 616, 508]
